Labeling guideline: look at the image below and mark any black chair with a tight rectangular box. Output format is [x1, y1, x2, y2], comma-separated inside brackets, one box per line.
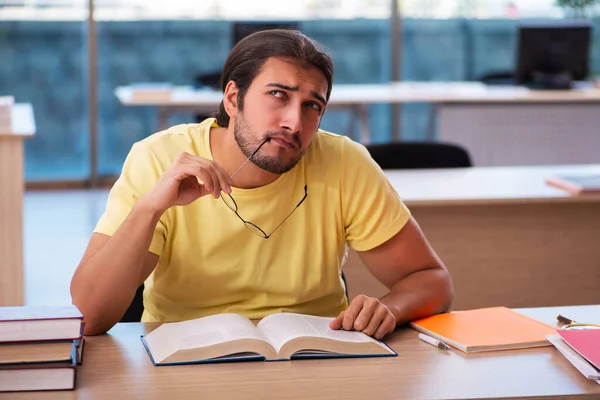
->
[120, 284, 145, 322]
[365, 142, 472, 169]
[478, 71, 515, 86]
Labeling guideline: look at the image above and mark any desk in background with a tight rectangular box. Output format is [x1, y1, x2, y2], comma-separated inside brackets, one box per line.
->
[115, 82, 600, 166]
[4, 305, 600, 399]
[344, 165, 600, 310]
[0, 104, 35, 306]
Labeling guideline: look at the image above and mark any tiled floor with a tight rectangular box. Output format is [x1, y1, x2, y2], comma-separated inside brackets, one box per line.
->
[23, 189, 110, 305]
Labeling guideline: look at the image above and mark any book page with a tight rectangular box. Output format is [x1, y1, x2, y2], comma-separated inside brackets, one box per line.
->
[257, 313, 377, 354]
[144, 313, 268, 363]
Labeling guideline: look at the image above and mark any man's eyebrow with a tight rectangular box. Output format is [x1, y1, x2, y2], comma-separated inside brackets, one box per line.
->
[266, 82, 327, 106]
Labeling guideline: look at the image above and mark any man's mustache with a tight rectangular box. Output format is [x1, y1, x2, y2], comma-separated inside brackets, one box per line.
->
[264, 131, 301, 148]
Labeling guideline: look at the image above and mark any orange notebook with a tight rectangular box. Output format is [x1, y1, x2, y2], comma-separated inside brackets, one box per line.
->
[410, 307, 556, 353]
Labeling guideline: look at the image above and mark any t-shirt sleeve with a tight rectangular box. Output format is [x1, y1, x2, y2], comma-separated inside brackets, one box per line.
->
[341, 138, 411, 252]
[94, 142, 167, 256]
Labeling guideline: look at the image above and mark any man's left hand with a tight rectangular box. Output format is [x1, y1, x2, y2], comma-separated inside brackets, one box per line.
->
[329, 295, 397, 339]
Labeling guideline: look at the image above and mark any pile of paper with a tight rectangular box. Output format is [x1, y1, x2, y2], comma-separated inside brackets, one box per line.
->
[547, 329, 600, 386]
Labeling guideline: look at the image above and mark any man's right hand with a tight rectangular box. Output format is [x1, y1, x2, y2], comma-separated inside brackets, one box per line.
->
[139, 151, 232, 215]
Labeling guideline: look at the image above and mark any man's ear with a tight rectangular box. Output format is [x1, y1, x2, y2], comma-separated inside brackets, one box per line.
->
[223, 81, 239, 119]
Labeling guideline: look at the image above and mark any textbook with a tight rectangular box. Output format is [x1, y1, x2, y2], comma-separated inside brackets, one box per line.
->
[410, 307, 556, 353]
[0, 342, 80, 392]
[0, 338, 84, 365]
[141, 312, 396, 365]
[545, 174, 600, 195]
[0, 358, 77, 392]
[0, 340, 73, 365]
[0, 305, 83, 342]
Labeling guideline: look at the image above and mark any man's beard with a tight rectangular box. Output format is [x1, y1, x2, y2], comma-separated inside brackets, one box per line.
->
[234, 115, 307, 174]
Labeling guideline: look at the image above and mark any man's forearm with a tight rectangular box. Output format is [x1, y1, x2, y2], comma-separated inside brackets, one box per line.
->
[70, 199, 162, 335]
[379, 268, 453, 326]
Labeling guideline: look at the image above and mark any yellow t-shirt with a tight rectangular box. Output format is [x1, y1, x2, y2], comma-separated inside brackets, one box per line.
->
[94, 118, 411, 323]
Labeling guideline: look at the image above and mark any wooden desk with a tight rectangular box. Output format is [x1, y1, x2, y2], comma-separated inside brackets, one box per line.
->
[4, 305, 600, 399]
[115, 83, 600, 166]
[345, 165, 600, 310]
[0, 104, 35, 306]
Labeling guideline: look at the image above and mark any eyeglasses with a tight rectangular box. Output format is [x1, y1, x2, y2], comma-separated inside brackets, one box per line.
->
[222, 185, 308, 238]
[221, 138, 308, 239]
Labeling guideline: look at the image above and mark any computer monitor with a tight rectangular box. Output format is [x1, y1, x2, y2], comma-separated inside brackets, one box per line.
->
[515, 21, 591, 90]
[232, 21, 300, 48]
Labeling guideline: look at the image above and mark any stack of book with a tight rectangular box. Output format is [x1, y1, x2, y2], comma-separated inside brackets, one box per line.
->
[547, 330, 600, 386]
[0, 305, 85, 393]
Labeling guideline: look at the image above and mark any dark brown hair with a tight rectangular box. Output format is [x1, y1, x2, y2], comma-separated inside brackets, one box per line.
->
[215, 29, 334, 127]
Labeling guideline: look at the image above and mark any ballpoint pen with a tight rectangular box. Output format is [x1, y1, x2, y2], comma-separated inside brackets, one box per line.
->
[418, 333, 451, 350]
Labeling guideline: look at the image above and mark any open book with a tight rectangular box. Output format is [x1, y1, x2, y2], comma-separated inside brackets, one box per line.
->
[141, 313, 396, 365]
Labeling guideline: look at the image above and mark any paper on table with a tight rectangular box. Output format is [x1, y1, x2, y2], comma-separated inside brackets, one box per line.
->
[557, 329, 600, 370]
[547, 335, 600, 380]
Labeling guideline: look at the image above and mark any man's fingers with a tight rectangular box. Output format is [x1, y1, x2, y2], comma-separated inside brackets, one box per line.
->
[374, 313, 397, 340]
[197, 170, 217, 197]
[329, 312, 344, 330]
[361, 306, 388, 336]
[202, 163, 233, 198]
[333, 296, 397, 338]
[213, 163, 233, 191]
[342, 296, 365, 331]
[196, 167, 222, 199]
[176, 154, 231, 198]
[214, 167, 232, 195]
[353, 298, 378, 331]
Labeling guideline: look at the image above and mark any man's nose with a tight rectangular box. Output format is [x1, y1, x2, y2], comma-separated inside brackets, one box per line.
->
[280, 104, 303, 135]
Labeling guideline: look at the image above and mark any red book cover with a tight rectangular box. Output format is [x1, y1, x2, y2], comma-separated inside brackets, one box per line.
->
[557, 330, 600, 370]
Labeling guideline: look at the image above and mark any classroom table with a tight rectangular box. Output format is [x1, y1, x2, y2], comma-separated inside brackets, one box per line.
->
[344, 164, 600, 310]
[4, 305, 600, 399]
[115, 82, 600, 166]
[0, 103, 35, 306]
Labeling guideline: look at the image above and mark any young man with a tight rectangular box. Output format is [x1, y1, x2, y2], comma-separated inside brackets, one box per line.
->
[71, 29, 453, 337]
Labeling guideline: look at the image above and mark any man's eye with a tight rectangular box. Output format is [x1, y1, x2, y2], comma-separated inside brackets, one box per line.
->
[268, 90, 284, 97]
[307, 102, 322, 112]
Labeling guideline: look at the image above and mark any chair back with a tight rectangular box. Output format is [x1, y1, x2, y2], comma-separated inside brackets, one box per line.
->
[120, 284, 145, 322]
[365, 142, 472, 169]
